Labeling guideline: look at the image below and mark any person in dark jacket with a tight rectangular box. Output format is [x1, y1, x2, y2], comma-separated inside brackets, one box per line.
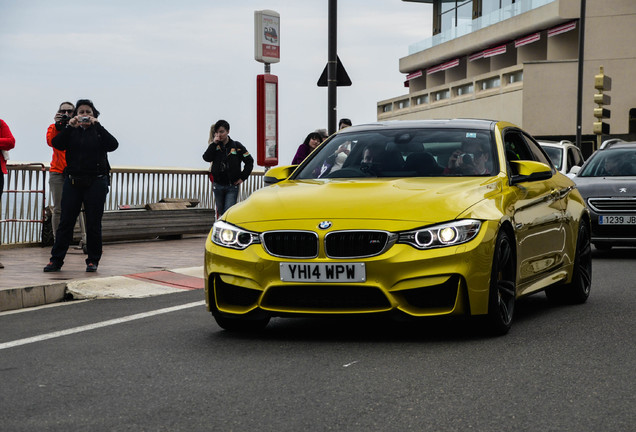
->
[44, 99, 118, 273]
[202, 120, 253, 218]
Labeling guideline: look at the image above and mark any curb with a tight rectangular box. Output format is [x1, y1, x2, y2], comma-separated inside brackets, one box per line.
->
[0, 267, 204, 312]
[0, 282, 67, 312]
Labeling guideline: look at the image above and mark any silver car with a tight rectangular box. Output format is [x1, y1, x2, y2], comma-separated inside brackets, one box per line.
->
[572, 141, 636, 250]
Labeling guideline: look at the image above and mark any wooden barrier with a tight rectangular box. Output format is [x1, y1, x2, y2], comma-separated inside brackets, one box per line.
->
[73, 201, 214, 243]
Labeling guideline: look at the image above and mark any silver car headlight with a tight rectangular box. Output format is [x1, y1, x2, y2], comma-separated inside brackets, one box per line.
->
[397, 219, 482, 250]
[211, 220, 260, 250]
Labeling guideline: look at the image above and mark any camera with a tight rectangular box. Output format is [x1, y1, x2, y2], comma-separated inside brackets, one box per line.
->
[459, 153, 474, 165]
[60, 114, 70, 122]
[79, 116, 91, 123]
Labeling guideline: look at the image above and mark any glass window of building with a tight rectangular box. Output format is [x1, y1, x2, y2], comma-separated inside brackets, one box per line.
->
[437, 1, 474, 34]
[457, 1, 473, 27]
[480, 0, 516, 17]
[482, 0, 500, 16]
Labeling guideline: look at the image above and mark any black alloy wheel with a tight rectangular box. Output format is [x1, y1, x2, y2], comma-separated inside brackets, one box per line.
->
[486, 229, 516, 335]
[546, 221, 592, 304]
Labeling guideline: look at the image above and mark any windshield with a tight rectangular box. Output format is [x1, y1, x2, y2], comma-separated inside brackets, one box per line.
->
[578, 148, 636, 177]
[541, 146, 563, 171]
[294, 128, 497, 179]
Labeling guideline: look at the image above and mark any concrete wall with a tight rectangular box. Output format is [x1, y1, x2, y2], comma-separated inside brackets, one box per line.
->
[383, 0, 636, 137]
[523, 61, 577, 135]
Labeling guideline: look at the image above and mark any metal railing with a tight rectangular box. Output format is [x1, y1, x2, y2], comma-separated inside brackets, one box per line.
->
[0, 163, 48, 245]
[1, 163, 266, 246]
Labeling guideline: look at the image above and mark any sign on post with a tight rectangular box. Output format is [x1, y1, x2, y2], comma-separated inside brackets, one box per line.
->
[254, 10, 280, 64]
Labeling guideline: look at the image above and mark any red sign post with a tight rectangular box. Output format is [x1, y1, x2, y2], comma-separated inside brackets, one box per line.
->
[255, 10, 280, 167]
[256, 74, 278, 167]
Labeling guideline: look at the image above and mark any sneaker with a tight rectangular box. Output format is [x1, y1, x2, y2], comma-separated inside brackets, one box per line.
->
[0, 262, 4, 269]
[86, 263, 98, 272]
[43, 262, 62, 272]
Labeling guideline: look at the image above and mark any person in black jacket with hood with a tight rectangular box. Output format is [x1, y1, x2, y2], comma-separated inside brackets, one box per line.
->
[44, 99, 118, 273]
[203, 119, 253, 219]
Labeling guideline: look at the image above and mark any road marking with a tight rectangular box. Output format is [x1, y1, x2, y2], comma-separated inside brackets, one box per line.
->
[0, 301, 205, 350]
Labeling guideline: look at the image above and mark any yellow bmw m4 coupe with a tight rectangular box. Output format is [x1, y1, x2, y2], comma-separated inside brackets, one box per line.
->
[204, 120, 592, 335]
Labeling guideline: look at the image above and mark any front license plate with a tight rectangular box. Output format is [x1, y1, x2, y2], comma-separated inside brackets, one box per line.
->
[599, 215, 636, 225]
[280, 263, 366, 283]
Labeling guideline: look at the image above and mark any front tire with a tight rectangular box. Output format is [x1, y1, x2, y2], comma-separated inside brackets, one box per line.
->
[546, 221, 592, 304]
[486, 229, 516, 335]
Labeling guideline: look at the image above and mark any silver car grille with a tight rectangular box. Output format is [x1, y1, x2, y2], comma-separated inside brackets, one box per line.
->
[587, 197, 636, 213]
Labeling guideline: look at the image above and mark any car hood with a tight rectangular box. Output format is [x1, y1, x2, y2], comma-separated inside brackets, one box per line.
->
[573, 176, 636, 198]
[224, 177, 500, 226]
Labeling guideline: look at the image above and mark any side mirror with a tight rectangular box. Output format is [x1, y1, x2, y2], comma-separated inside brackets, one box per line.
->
[264, 165, 297, 185]
[509, 160, 553, 185]
[568, 165, 581, 176]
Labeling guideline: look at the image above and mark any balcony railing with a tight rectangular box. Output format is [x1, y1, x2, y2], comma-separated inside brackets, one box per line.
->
[0, 163, 265, 246]
[408, 0, 556, 55]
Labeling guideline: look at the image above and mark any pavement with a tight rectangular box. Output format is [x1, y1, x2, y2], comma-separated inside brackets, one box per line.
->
[0, 234, 208, 312]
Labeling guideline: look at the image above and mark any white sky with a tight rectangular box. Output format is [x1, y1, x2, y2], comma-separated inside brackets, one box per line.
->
[0, 0, 432, 170]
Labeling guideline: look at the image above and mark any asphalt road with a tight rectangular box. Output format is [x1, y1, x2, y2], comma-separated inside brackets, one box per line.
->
[1, 248, 635, 432]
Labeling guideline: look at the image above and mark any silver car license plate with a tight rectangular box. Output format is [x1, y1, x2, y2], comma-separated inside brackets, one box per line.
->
[280, 263, 366, 283]
[599, 215, 636, 225]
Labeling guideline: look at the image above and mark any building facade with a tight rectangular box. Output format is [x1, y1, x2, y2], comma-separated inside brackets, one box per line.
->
[378, 0, 636, 150]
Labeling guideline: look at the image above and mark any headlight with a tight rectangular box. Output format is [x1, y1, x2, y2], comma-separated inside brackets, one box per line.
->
[398, 219, 482, 250]
[211, 220, 260, 250]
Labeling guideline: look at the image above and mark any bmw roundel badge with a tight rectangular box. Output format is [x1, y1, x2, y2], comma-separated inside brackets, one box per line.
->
[318, 221, 332, 230]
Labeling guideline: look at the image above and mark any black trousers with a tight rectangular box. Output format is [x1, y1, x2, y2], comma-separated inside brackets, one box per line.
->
[50, 175, 109, 266]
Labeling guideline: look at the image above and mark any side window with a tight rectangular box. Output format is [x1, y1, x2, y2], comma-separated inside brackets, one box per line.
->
[522, 133, 552, 166]
[503, 130, 533, 163]
[503, 129, 554, 176]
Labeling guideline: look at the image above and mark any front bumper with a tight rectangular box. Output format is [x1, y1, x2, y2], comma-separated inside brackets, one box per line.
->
[204, 221, 498, 319]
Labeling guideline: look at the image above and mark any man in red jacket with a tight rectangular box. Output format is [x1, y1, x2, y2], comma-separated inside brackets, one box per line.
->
[46, 101, 74, 239]
[0, 118, 16, 269]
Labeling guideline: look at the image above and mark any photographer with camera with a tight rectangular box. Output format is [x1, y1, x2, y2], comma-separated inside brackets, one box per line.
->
[446, 139, 491, 176]
[44, 99, 118, 273]
[202, 119, 253, 219]
[46, 101, 75, 240]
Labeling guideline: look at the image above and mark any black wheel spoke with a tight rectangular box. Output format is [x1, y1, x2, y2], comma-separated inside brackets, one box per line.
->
[499, 298, 510, 321]
[499, 241, 512, 266]
[580, 266, 592, 292]
[498, 280, 516, 298]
